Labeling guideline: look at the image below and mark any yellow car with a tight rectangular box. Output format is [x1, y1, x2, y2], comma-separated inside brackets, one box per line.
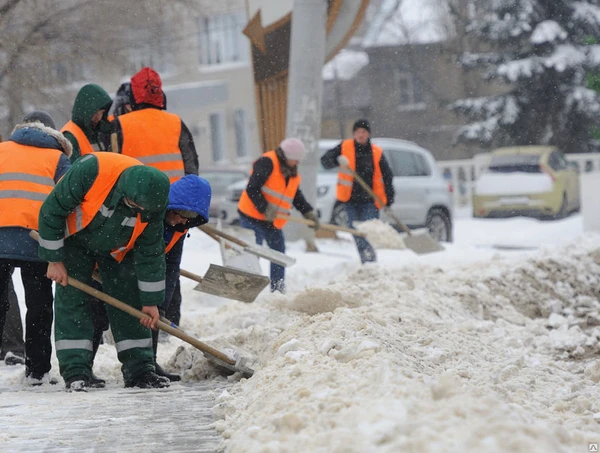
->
[472, 146, 580, 219]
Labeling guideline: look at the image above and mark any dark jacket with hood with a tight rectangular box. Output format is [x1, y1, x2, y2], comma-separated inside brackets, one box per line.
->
[238, 147, 313, 222]
[162, 174, 211, 308]
[64, 84, 112, 163]
[0, 122, 72, 261]
[321, 139, 395, 206]
[104, 81, 199, 176]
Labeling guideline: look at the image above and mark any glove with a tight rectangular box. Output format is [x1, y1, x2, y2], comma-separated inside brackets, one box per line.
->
[265, 204, 278, 222]
[303, 210, 320, 230]
[337, 155, 350, 167]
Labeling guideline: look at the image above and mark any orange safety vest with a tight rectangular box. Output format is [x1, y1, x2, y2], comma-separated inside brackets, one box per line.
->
[238, 151, 301, 229]
[61, 121, 95, 156]
[119, 109, 185, 183]
[0, 142, 62, 229]
[165, 230, 187, 254]
[65, 153, 148, 263]
[336, 139, 387, 209]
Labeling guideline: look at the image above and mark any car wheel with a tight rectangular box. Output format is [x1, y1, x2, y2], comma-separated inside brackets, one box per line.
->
[331, 202, 349, 227]
[426, 207, 452, 242]
[556, 193, 568, 219]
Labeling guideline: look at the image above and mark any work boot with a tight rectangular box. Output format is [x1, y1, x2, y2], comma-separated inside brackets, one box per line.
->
[4, 351, 26, 366]
[155, 363, 181, 382]
[90, 372, 106, 388]
[65, 376, 90, 392]
[124, 371, 170, 389]
[25, 370, 58, 386]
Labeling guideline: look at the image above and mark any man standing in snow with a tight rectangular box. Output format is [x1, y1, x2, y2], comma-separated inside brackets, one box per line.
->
[105, 67, 199, 181]
[38, 152, 171, 391]
[0, 111, 72, 385]
[238, 138, 320, 293]
[320, 119, 394, 264]
[61, 83, 113, 162]
[152, 174, 212, 381]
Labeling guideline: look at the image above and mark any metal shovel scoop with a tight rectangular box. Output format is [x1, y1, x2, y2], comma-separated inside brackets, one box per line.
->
[180, 265, 270, 303]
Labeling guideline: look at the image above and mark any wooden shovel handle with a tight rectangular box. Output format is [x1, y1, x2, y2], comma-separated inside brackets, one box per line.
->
[278, 215, 366, 237]
[180, 268, 203, 283]
[30, 230, 236, 366]
[341, 165, 412, 235]
[199, 224, 248, 247]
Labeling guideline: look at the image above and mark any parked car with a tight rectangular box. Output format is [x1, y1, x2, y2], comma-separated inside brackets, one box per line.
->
[219, 138, 454, 242]
[198, 166, 248, 221]
[472, 146, 580, 219]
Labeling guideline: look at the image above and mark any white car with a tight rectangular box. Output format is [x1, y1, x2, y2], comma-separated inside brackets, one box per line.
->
[219, 138, 454, 242]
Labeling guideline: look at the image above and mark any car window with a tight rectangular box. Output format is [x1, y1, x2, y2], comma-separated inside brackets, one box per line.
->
[553, 151, 569, 170]
[414, 153, 431, 176]
[488, 154, 541, 173]
[386, 149, 427, 177]
[200, 171, 247, 194]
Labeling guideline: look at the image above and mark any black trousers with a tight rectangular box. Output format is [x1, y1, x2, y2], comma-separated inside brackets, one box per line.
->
[1, 278, 25, 358]
[0, 259, 53, 375]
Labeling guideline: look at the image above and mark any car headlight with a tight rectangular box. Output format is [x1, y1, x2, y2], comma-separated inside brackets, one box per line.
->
[317, 185, 329, 198]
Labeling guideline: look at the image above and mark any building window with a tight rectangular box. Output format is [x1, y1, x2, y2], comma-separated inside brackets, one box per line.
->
[209, 113, 225, 162]
[196, 11, 248, 66]
[393, 70, 424, 107]
[233, 109, 249, 158]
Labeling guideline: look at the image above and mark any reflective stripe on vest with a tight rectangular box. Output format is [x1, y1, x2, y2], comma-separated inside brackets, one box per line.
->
[119, 109, 185, 183]
[336, 139, 388, 209]
[61, 121, 95, 157]
[63, 153, 149, 262]
[0, 142, 62, 229]
[165, 230, 186, 254]
[237, 150, 301, 229]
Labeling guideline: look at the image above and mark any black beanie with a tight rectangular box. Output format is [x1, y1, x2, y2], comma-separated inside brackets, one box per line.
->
[353, 118, 370, 133]
[23, 111, 56, 129]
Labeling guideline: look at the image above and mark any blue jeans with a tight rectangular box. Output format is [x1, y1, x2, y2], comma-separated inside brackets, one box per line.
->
[239, 214, 286, 292]
[345, 202, 379, 263]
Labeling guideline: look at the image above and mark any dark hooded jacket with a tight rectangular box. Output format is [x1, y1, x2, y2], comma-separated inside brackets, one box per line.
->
[103, 74, 199, 176]
[64, 84, 112, 163]
[0, 122, 72, 261]
[162, 175, 211, 308]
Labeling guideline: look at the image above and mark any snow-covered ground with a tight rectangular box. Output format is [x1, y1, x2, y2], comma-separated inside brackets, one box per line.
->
[2, 210, 600, 452]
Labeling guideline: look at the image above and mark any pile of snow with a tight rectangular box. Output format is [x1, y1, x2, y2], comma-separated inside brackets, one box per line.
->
[168, 240, 600, 452]
[474, 172, 553, 196]
[355, 219, 407, 249]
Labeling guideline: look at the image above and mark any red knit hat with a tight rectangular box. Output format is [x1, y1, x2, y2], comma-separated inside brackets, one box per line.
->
[130, 67, 165, 108]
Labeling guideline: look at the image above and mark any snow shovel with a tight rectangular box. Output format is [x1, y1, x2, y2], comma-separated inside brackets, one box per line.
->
[341, 165, 444, 254]
[30, 231, 254, 378]
[199, 224, 296, 267]
[180, 266, 269, 303]
[277, 214, 367, 238]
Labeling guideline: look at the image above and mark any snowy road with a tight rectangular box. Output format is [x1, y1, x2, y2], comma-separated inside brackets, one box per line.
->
[2, 211, 599, 453]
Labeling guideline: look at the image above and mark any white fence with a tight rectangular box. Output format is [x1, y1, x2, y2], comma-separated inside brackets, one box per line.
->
[436, 153, 600, 208]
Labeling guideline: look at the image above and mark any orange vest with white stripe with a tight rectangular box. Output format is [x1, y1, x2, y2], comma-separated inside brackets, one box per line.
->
[336, 139, 387, 209]
[0, 142, 62, 229]
[165, 230, 186, 254]
[119, 109, 185, 183]
[61, 121, 95, 157]
[238, 151, 301, 229]
[65, 153, 148, 263]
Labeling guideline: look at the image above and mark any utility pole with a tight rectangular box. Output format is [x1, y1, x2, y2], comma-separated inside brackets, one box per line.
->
[285, 0, 327, 248]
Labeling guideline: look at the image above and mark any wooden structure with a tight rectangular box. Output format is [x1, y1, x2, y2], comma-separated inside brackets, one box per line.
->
[244, 0, 370, 151]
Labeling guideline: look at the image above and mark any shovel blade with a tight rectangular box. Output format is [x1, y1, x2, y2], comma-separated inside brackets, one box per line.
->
[403, 233, 445, 255]
[194, 264, 270, 303]
[244, 243, 297, 267]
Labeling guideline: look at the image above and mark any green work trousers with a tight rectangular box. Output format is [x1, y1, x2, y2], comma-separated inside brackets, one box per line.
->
[54, 243, 155, 383]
